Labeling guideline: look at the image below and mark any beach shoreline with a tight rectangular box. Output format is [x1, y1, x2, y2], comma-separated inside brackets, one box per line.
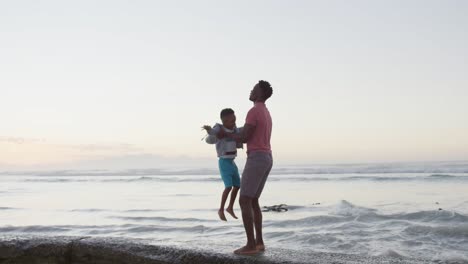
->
[0, 235, 435, 264]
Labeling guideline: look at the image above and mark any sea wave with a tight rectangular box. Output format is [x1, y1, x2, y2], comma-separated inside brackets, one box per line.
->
[404, 224, 468, 239]
[66, 208, 202, 213]
[23, 178, 90, 183]
[2, 201, 468, 262]
[3, 161, 468, 176]
[108, 215, 215, 223]
[261, 201, 468, 262]
[0, 223, 227, 236]
[0, 225, 73, 233]
[266, 215, 348, 227]
[13, 174, 468, 184]
[69, 208, 109, 212]
[20, 176, 222, 183]
[0, 207, 17, 210]
[266, 201, 468, 228]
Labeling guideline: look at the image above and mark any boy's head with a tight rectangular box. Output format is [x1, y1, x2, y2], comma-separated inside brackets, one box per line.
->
[220, 108, 236, 130]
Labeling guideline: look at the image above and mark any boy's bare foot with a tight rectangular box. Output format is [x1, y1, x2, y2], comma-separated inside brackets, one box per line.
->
[218, 209, 227, 221]
[233, 245, 259, 255]
[226, 208, 238, 219]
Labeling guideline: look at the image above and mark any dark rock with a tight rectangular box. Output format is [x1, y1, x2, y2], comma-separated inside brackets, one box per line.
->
[0, 236, 435, 264]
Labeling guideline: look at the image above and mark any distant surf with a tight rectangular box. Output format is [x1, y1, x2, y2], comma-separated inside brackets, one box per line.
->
[9, 173, 468, 183]
[2, 161, 468, 176]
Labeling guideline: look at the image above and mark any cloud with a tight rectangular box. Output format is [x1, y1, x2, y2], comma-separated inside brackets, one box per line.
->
[1, 153, 214, 171]
[0, 136, 46, 144]
[66, 153, 212, 170]
[0, 139, 153, 167]
[60, 143, 143, 153]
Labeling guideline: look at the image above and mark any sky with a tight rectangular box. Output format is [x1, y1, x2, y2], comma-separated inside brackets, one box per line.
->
[1, 0, 467, 170]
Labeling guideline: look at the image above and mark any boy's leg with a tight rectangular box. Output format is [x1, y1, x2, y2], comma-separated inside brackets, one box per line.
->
[226, 186, 239, 219]
[227, 160, 241, 219]
[218, 158, 233, 221]
[219, 187, 232, 221]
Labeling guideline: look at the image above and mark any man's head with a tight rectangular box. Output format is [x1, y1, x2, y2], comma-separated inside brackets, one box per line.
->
[249, 80, 273, 102]
[220, 108, 236, 130]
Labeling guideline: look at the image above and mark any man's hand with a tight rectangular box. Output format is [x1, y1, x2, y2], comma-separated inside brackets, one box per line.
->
[216, 127, 226, 139]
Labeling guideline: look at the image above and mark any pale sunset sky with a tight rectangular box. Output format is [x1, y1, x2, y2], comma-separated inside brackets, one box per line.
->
[1, 1, 467, 169]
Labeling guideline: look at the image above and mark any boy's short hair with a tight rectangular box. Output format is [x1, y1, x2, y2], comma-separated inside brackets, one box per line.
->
[220, 108, 235, 119]
[258, 80, 273, 100]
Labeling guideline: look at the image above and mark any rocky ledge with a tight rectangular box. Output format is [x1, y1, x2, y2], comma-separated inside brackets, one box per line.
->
[0, 236, 434, 264]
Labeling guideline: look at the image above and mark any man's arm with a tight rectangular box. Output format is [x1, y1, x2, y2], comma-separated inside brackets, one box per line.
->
[218, 124, 255, 143]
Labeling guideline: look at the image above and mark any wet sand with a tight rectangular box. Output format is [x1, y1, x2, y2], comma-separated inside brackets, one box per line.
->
[0, 236, 435, 264]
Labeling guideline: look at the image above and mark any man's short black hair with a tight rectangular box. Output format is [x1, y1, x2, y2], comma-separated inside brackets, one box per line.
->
[258, 80, 273, 100]
[220, 108, 235, 119]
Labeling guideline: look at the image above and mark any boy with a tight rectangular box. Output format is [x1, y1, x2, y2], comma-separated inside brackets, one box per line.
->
[203, 108, 243, 221]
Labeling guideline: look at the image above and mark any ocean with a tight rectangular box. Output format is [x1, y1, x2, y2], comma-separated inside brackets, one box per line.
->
[1, 163, 468, 263]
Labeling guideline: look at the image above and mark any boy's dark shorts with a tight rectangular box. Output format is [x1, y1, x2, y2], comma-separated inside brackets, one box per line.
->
[240, 151, 273, 198]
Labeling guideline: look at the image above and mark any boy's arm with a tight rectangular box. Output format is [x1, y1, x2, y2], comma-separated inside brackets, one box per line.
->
[202, 124, 220, 135]
[206, 124, 221, 136]
[203, 124, 221, 144]
[205, 135, 219, 144]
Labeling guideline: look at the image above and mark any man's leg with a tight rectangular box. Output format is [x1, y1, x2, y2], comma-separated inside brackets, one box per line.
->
[234, 195, 258, 254]
[219, 187, 232, 221]
[226, 186, 239, 219]
[251, 154, 272, 251]
[252, 197, 265, 250]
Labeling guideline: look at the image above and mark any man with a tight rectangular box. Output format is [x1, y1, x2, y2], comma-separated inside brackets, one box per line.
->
[219, 80, 273, 255]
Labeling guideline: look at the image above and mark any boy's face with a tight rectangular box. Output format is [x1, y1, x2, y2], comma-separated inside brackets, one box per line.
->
[221, 114, 236, 130]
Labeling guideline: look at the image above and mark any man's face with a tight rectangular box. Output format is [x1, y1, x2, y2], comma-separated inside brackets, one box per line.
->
[249, 84, 262, 102]
[221, 114, 236, 130]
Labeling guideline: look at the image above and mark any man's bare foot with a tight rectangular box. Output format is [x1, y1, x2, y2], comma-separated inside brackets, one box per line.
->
[226, 208, 238, 219]
[256, 244, 265, 251]
[233, 245, 259, 255]
[218, 209, 227, 221]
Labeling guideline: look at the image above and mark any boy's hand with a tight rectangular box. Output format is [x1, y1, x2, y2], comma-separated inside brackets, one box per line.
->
[202, 125, 212, 132]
